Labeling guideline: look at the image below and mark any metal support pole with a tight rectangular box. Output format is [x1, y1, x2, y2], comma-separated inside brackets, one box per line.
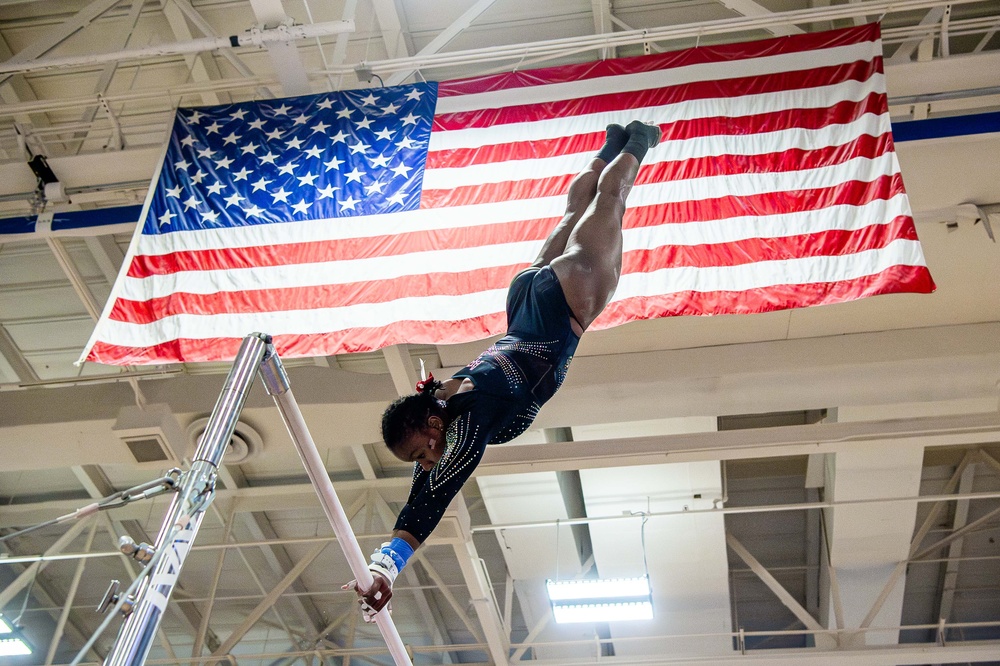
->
[259, 345, 413, 666]
[103, 334, 269, 666]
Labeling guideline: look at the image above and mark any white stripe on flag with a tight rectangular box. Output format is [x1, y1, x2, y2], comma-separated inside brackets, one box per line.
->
[119, 241, 541, 299]
[424, 113, 892, 189]
[622, 194, 912, 250]
[612, 239, 927, 301]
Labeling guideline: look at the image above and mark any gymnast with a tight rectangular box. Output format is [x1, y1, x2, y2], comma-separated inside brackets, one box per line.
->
[344, 120, 662, 620]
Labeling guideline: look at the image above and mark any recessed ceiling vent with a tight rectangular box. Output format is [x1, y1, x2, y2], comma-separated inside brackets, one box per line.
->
[718, 409, 828, 431]
[186, 417, 262, 465]
[112, 404, 187, 467]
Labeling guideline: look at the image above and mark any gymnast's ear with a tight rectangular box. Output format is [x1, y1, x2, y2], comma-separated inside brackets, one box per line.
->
[426, 415, 444, 431]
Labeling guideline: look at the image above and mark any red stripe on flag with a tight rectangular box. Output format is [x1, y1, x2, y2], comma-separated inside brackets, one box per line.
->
[623, 173, 907, 228]
[86, 312, 510, 365]
[434, 59, 881, 131]
[428, 93, 888, 169]
[111, 264, 529, 324]
[592, 264, 935, 326]
[422, 134, 896, 209]
[438, 24, 880, 97]
[621, 215, 918, 272]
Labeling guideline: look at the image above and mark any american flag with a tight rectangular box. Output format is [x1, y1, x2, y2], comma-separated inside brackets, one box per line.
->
[82, 23, 933, 366]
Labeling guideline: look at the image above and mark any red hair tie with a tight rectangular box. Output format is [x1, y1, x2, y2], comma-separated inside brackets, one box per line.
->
[415, 373, 436, 393]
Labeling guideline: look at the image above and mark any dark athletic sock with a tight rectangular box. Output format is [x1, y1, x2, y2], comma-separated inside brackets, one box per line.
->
[596, 123, 629, 163]
[622, 120, 662, 164]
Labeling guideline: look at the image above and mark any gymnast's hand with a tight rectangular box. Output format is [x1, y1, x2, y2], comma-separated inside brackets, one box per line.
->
[342, 571, 393, 622]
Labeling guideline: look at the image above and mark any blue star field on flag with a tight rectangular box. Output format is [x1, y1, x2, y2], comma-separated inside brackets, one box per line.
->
[144, 82, 438, 235]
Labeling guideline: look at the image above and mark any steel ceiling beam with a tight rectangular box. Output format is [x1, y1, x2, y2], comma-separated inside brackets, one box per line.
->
[385, 0, 500, 86]
[248, 0, 312, 96]
[716, 0, 805, 36]
[0, 0, 122, 86]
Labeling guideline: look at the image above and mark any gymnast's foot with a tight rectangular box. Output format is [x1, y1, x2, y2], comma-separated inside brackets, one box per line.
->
[626, 120, 662, 149]
[597, 123, 629, 163]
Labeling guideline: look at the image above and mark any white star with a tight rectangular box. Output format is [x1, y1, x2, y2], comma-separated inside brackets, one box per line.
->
[344, 167, 364, 183]
[241, 142, 259, 155]
[349, 141, 370, 155]
[395, 136, 416, 150]
[285, 137, 304, 150]
[222, 132, 242, 145]
[291, 200, 312, 215]
[270, 187, 292, 204]
[390, 163, 412, 178]
[374, 129, 394, 143]
[330, 130, 349, 144]
[244, 204, 264, 217]
[165, 185, 183, 198]
[401, 113, 419, 126]
[251, 176, 272, 192]
[180, 135, 195, 147]
[224, 192, 245, 207]
[335, 108, 352, 119]
[405, 89, 423, 101]
[188, 110, 205, 123]
[174, 159, 190, 171]
[182, 195, 200, 210]
[355, 116, 374, 130]
[190, 169, 207, 184]
[233, 167, 252, 181]
[317, 184, 338, 198]
[277, 162, 298, 175]
[265, 128, 283, 141]
[197, 147, 214, 159]
[297, 173, 319, 187]
[311, 121, 330, 133]
[360, 92, 378, 106]
[260, 152, 279, 165]
[247, 118, 266, 131]
[273, 103, 291, 115]
[201, 210, 220, 224]
[323, 156, 344, 171]
[365, 180, 385, 195]
[304, 146, 323, 159]
[206, 181, 225, 196]
[214, 156, 234, 170]
[158, 210, 177, 227]
[382, 102, 400, 114]
[317, 98, 334, 110]
[205, 121, 222, 134]
[228, 108, 247, 121]
[369, 153, 391, 168]
[292, 114, 309, 125]
[338, 195, 359, 211]
[386, 191, 407, 206]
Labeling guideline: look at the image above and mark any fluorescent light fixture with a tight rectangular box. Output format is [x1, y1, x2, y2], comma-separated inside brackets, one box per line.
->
[546, 576, 654, 624]
[0, 638, 32, 656]
[0, 615, 32, 656]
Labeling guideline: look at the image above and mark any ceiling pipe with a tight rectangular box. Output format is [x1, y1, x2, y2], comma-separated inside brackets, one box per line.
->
[0, 19, 355, 75]
[329, 0, 985, 79]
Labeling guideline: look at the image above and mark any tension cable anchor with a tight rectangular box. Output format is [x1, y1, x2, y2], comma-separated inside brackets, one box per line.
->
[96, 580, 135, 617]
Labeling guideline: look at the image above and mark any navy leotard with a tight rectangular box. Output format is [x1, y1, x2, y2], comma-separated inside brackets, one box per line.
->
[394, 266, 580, 542]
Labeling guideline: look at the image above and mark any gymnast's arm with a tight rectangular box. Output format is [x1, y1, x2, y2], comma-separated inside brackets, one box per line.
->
[346, 408, 496, 618]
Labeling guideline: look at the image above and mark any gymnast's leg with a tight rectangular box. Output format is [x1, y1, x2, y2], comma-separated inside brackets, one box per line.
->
[549, 120, 661, 331]
[527, 124, 630, 271]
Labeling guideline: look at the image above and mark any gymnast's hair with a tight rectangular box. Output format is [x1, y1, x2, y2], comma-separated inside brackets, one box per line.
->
[380, 376, 447, 452]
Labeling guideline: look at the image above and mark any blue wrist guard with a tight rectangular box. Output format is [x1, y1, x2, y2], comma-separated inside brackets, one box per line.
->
[379, 537, 414, 573]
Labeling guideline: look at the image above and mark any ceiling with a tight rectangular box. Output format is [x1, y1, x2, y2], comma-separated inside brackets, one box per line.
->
[1, 1, 1000, 665]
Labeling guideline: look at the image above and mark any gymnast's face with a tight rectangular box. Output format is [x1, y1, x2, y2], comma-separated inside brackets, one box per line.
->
[395, 416, 445, 471]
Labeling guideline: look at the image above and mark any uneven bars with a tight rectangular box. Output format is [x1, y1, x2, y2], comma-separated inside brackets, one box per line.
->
[258, 344, 412, 666]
